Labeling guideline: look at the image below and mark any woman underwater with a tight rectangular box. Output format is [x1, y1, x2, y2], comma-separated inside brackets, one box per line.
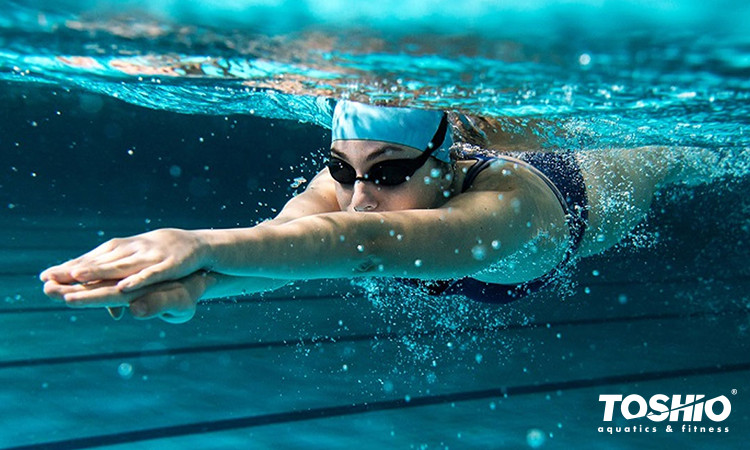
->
[40, 100, 713, 323]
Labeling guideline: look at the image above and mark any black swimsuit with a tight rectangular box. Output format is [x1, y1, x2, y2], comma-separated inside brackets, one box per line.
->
[406, 152, 589, 304]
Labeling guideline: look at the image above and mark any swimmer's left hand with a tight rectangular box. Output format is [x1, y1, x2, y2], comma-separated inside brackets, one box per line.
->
[39, 228, 209, 293]
[43, 271, 209, 324]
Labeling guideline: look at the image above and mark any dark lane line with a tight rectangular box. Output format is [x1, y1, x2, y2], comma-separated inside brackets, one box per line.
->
[2, 308, 748, 370]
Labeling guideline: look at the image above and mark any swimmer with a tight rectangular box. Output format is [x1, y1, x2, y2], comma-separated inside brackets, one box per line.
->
[40, 100, 718, 323]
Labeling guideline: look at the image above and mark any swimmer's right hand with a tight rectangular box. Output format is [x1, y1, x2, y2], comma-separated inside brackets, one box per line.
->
[39, 228, 210, 292]
[44, 270, 210, 324]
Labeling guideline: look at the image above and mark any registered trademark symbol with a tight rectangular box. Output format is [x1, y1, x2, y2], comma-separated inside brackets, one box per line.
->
[732, 389, 737, 395]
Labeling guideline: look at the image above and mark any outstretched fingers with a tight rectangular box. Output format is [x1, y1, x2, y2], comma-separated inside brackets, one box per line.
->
[66, 254, 151, 284]
[40, 242, 136, 284]
[117, 260, 174, 292]
[51, 280, 136, 308]
[43, 279, 119, 303]
[40, 257, 88, 284]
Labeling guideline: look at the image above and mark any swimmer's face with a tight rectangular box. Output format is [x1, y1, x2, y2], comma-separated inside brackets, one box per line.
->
[329, 140, 452, 212]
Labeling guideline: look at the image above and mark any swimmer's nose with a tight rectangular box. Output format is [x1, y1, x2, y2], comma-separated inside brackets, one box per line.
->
[349, 180, 379, 212]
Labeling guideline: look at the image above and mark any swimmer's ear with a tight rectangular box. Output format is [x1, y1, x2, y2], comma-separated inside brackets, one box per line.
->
[107, 306, 125, 320]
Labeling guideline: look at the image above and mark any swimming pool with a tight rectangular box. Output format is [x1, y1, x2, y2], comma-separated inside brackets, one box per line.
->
[2, 1, 749, 448]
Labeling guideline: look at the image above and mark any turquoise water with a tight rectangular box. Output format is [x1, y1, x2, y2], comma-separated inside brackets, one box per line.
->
[2, 1, 750, 448]
[4, 0, 750, 147]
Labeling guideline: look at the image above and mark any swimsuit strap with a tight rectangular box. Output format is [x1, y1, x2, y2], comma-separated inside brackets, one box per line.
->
[460, 154, 495, 193]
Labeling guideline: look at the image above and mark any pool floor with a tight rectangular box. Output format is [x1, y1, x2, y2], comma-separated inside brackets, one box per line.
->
[1, 215, 749, 449]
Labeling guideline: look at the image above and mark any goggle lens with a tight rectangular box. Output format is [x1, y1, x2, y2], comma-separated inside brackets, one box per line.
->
[327, 158, 414, 186]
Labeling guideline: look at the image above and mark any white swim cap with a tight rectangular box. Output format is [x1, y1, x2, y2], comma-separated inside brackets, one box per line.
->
[331, 100, 453, 163]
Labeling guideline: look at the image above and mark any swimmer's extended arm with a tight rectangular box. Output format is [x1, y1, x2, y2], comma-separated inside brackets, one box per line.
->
[194, 194, 520, 281]
[43, 165, 566, 294]
[190, 179, 564, 283]
[178, 161, 569, 284]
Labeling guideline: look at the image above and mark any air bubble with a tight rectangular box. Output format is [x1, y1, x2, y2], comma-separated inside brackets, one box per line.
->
[169, 165, 182, 178]
[471, 245, 487, 261]
[526, 428, 546, 448]
[118, 363, 133, 380]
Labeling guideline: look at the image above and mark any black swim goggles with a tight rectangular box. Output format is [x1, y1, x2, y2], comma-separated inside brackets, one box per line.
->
[327, 113, 449, 187]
